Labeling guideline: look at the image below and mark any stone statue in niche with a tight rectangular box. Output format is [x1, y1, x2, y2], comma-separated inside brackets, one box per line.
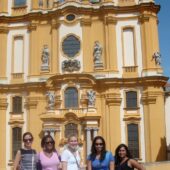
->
[93, 41, 102, 64]
[87, 90, 96, 107]
[39, 0, 43, 7]
[152, 51, 161, 65]
[46, 91, 55, 110]
[41, 45, 49, 71]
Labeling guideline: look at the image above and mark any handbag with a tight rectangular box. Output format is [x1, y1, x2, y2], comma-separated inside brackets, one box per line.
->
[36, 153, 42, 170]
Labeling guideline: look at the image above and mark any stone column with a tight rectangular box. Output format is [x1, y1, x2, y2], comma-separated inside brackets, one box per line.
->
[105, 16, 117, 71]
[51, 19, 59, 73]
[81, 17, 92, 72]
[85, 127, 92, 156]
[0, 25, 8, 78]
[139, 13, 161, 73]
[28, 22, 38, 76]
[141, 87, 166, 162]
[105, 92, 122, 152]
[93, 127, 99, 138]
[0, 96, 8, 170]
[50, 129, 55, 139]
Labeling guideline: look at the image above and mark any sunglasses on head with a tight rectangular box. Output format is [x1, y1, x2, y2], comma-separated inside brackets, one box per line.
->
[23, 138, 33, 143]
[45, 141, 54, 145]
[95, 143, 103, 146]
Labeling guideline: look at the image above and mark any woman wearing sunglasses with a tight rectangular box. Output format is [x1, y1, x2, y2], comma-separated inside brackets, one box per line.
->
[38, 134, 61, 170]
[13, 132, 37, 170]
[87, 136, 114, 170]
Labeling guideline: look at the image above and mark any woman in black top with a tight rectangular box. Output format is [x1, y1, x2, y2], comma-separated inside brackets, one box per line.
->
[13, 132, 37, 170]
[115, 144, 145, 170]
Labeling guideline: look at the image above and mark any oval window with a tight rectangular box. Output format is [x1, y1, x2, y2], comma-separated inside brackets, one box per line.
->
[62, 35, 80, 58]
[66, 14, 76, 21]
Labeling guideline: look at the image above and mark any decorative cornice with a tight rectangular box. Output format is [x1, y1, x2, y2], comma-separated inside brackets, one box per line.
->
[123, 116, 141, 121]
[0, 3, 160, 23]
[8, 119, 24, 125]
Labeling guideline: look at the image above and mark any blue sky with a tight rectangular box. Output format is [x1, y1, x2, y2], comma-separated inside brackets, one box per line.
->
[155, 0, 170, 81]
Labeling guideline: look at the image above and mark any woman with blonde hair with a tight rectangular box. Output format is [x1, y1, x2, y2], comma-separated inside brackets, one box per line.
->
[61, 134, 83, 170]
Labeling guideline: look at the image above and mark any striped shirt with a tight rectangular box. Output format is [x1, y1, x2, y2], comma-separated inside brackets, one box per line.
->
[20, 148, 37, 170]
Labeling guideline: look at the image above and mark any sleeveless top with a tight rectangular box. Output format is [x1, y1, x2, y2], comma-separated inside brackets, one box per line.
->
[115, 159, 134, 170]
[20, 148, 37, 170]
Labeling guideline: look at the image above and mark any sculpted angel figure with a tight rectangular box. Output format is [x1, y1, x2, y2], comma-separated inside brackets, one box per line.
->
[87, 90, 96, 106]
[152, 51, 161, 65]
[46, 91, 55, 110]
[93, 41, 102, 64]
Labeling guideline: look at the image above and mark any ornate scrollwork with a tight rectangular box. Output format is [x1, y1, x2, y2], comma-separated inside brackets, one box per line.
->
[62, 59, 81, 72]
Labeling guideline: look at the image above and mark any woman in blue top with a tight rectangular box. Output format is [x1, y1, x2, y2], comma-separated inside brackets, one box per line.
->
[87, 136, 114, 170]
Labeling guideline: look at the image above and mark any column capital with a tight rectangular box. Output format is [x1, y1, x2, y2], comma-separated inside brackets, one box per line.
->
[93, 127, 99, 131]
[24, 97, 39, 109]
[105, 93, 122, 106]
[0, 27, 9, 34]
[105, 16, 117, 25]
[138, 14, 150, 24]
[80, 18, 92, 26]
[85, 127, 92, 131]
[0, 98, 8, 110]
[28, 23, 37, 31]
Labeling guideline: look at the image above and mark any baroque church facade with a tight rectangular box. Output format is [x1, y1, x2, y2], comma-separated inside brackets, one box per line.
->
[0, 0, 168, 169]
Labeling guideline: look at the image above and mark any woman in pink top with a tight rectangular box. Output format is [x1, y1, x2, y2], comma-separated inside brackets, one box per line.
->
[38, 135, 61, 170]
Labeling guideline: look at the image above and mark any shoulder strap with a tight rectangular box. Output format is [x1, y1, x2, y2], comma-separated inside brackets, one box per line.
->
[20, 148, 23, 153]
[54, 149, 61, 161]
[69, 150, 80, 169]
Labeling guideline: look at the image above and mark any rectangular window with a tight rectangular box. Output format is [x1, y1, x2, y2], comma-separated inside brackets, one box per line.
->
[128, 124, 139, 158]
[13, 36, 24, 73]
[14, 0, 26, 7]
[12, 127, 22, 159]
[126, 91, 137, 109]
[123, 28, 135, 66]
[12, 96, 22, 113]
[65, 88, 78, 108]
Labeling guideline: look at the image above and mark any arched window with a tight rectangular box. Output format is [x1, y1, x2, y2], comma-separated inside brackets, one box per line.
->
[12, 127, 22, 159]
[127, 123, 139, 158]
[65, 123, 78, 138]
[64, 87, 78, 108]
[126, 91, 137, 109]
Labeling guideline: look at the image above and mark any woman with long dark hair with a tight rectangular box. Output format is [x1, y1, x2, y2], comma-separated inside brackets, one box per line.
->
[115, 144, 145, 170]
[87, 136, 114, 170]
[37, 135, 61, 170]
